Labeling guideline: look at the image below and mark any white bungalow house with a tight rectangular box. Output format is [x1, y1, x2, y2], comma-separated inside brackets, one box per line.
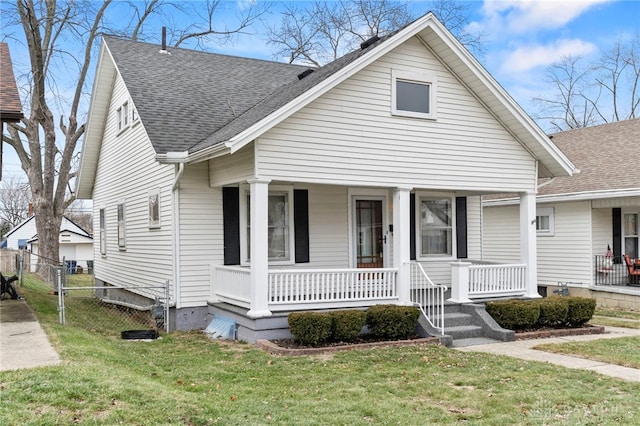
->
[1, 215, 93, 272]
[76, 13, 574, 342]
[483, 119, 640, 308]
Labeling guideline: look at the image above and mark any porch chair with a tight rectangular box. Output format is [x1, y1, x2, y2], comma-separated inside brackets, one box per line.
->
[623, 255, 640, 286]
[1, 273, 21, 300]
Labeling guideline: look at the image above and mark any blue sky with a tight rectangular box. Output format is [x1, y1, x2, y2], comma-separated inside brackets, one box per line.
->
[2, 0, 639, 181]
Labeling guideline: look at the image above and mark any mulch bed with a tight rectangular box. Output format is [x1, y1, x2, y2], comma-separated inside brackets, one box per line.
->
[257, 325, 607, 356]
[514, 325, 606, 340]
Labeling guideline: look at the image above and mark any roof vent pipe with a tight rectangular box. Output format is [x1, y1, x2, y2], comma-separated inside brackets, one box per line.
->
[159, 27, 169, 54]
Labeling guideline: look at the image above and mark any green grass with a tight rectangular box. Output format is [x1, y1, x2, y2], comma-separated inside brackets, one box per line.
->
[2, 276, 640, 425]
[534, 337, 640, 369]
[534, 307, 640, 369]
[590, 308, 640, 329]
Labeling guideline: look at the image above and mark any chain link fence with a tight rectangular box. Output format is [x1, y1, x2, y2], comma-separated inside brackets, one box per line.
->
[2, 249, 171, 337]
[58, 277, 171, 337]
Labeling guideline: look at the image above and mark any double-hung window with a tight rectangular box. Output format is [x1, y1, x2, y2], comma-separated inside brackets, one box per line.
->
[419, 197, 452, 257]
[392, 70, 437, 120]
[241, 186, 295, 265]
[536, 207, 555, 236]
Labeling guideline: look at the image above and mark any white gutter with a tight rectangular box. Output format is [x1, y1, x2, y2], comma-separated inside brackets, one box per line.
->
[483, 187, 640, 207]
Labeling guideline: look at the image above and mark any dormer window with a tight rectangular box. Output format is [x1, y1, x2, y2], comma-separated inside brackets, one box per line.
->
[392, 70, 437, 120]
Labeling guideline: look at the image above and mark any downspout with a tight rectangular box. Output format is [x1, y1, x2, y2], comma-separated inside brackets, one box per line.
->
[173, 162, 184, 311]
[165, 152, 188, 313]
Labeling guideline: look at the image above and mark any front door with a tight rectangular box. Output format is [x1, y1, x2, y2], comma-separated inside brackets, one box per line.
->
[355, 199, 384, 268]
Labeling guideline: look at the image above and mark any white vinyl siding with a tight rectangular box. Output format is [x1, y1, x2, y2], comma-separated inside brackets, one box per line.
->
[177, 162, 224, 307]
[209, 144, 255, 187]
[466, 196, 482, 260]
[482, 205, 521, 263]
[255, 37, 536, 193]
[92, 73, 175, 297]
[536, 202, 592, 287]
[483, 201, 593, 286]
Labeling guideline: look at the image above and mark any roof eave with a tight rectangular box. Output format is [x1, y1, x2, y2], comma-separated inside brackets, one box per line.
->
[483, 188, 640, 207]
[421, 22, 576, 179]
[76, 40, 116, 199]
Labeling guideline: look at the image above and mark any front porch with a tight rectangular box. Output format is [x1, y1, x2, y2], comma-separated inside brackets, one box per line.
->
[210, 260, 530, 339]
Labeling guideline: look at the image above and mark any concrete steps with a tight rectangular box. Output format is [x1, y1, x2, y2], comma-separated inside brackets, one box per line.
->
[422, 303, 515, 347]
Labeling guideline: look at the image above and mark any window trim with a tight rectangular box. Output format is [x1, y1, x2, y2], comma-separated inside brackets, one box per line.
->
[391, 69, 437, 120]
[536, 207, 555, 236]
[117, 202, 126, 250]
[415, 192, 455, 260]
[116, 101, 130, 134]
[148, 188, 161, 229]
[239, 184, 296, 266]
[623, 211, 639, 258]
[99, 207, 107, 256]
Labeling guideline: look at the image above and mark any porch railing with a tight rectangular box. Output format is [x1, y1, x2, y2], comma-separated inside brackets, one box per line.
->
[593, 255, 629, 286]
[409, 262, 445, 335]
[268, 268, 398, 308]
[214, 266, 251, 307]
[468, 263, 526, 298]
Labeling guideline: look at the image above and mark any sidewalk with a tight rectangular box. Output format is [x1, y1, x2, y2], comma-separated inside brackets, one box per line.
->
[455, 325, 640, 382]
[0, 298, 61, 371]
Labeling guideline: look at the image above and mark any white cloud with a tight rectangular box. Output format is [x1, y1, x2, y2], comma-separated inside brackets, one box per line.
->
[500, 38, 598, 73]
[479, 0, 612, 35]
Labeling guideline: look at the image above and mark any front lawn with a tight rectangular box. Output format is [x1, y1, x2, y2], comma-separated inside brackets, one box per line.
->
[1, 276, 639, 425]
[534, 336, 640, 369]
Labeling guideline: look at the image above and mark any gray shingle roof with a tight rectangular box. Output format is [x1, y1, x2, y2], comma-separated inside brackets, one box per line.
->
[537, 118, 640, 196]
[190, 34, 392, 152]
[104, 37, 309, 154]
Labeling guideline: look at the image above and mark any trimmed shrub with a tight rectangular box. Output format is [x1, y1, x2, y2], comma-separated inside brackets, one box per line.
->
[485, 300, 540, 331]
[330, 310, 367, 342]
[288, 312, 332, 346]
[565, 297, 596, 327]
[366, 304, 420, 340]
[534, 296, 569, 328]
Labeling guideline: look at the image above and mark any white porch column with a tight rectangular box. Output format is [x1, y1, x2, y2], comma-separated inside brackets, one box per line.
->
[393, 186, 412, 305]
[448, 261, 472, 303]
[520, 191, 540, 298]
[247, 178, 272, 317]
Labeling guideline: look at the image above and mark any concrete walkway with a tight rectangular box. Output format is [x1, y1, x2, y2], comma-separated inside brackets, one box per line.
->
[0, 298, 61, 371]
[455, 325, 640, 382]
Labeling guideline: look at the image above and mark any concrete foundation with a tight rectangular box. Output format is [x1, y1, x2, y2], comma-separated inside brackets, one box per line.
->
[543, 285, 640, 311]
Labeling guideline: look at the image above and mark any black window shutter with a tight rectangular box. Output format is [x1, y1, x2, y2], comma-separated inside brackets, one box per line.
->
[613, 208, 622, 262]
[294, 189, 310, 263]
[410, 193, 416, 260]
[456, 196, 468, 259]
[222, 187, 240, 265]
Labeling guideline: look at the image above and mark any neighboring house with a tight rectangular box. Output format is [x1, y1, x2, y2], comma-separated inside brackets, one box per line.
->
[483, 118, 640, 294]
[0, 42, 24, 181]
[76, 13, 574, 340]
[2, 215, 93, 271]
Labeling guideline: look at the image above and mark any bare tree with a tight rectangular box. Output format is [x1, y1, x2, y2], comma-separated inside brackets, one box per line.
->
[0, 175, 32, 237]
[267, 0, 485, 66]
[1, 0, 269, 271]
[533, 35, 640, 132]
